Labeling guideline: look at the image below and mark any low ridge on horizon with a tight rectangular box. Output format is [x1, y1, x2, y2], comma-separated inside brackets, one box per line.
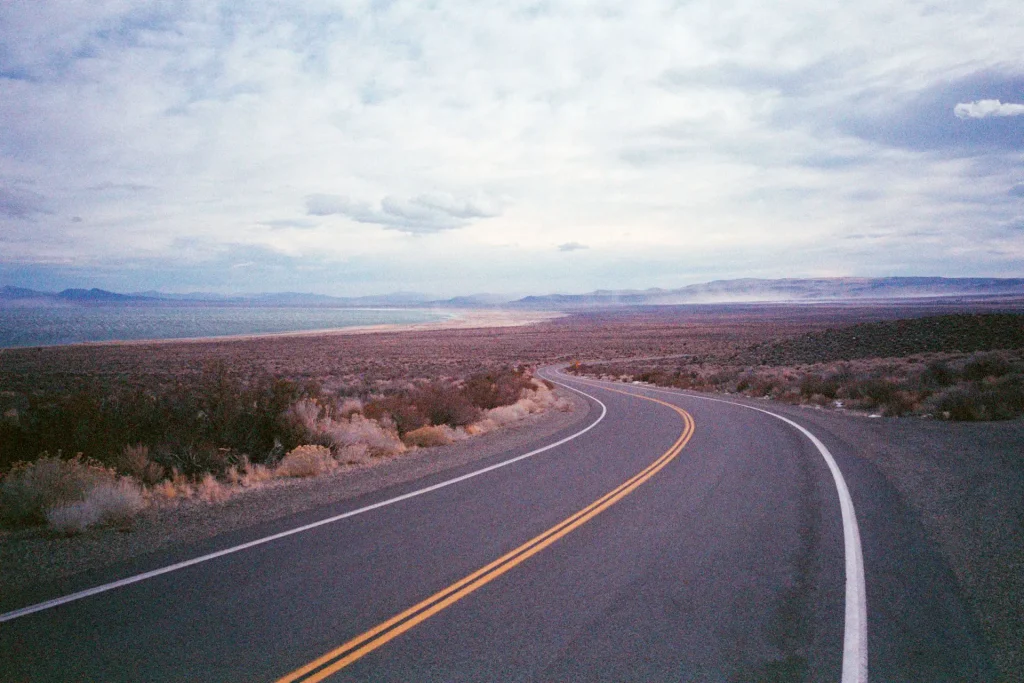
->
[4, 276, 1024, 310]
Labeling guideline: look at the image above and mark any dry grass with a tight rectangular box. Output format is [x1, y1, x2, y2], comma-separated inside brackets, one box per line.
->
[403, 425, 463, 448]
[195, 473, 231, 503]
[276, 445, 336, 478]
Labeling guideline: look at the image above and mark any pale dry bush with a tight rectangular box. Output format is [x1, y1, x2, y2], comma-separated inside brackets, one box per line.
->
[45, 477, 145, 535]
[469, 383, 570, 436]
[286, 398, 323, 434]
[338, 398, 363, 417]
[335, 443, 372, 465]
[1, 455, 116, 526]
[320, 414, 405, 457]
[44, 502, 98, 535]
[276, 445, 336, 478]
[402, 424, 466, 448]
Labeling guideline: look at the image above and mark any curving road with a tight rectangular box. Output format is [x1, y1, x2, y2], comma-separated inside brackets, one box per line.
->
[0, 369, 994, 681]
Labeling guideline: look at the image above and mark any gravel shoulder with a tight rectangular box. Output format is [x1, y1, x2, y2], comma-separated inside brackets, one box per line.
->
[0, 387, 591, 602]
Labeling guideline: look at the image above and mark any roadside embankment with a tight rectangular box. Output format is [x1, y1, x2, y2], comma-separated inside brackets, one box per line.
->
[0, 385, 589, 597]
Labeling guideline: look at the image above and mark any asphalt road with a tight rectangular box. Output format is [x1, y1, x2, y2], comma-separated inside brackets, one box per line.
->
[0, 369, 995, 681]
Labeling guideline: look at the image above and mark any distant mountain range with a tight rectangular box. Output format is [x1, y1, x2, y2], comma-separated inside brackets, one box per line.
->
[510, 277, 1024, 308]
[3, 277, 1023, 310]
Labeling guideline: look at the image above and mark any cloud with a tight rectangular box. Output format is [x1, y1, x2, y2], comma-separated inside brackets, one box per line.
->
[305, 193, 497, 234]
[954, 100, 1024, 119]
[3, 3, 1024, 295]
[260, 218, 318, 230]
[834, 71, 1024, 154]
[558, 242, 589, 252]
[1010, 185, 1024, 198]
[0, 187, 52, 218]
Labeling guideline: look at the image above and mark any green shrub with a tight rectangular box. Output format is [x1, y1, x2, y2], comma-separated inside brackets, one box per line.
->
[116, 444, 165, 485]
[462, 368, 533, 410]
[920, 360, 956, 388]
[932, 378, 1024, 421]
[364, 395, 426, 436]
[799, 374, 841, 399]
[410, 382, 481, 428]
[0, 365, 317, 474]
[962, 353, 1011, 381]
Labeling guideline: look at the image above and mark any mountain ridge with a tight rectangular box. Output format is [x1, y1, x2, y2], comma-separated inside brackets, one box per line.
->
[3, 277, 1023, 310]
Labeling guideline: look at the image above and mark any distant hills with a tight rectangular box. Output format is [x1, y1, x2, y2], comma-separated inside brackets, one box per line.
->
[510, 277, 1024, 309]
[3, 277, 1023, 310]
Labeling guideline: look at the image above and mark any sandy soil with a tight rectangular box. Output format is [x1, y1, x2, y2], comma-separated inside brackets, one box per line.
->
[73, 308, 567, 348]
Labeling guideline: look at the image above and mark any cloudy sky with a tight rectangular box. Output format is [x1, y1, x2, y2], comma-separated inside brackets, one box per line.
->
[1, 1, 1022, 296]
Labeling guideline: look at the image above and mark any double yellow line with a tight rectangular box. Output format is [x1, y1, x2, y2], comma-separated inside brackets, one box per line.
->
[276, 389, 695, 683]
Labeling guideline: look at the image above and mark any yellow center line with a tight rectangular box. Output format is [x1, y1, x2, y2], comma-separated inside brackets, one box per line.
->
[276, 387, 694, 683]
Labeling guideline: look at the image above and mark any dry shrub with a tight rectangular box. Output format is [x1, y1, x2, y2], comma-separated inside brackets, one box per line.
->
[467, 383, 569, 435]
[0, 454, 116, 526]
[485, 401, 534, 426]
[196, 473, 231, 503]
[403, 425, 463, 448]
[117, 444, 165, 485]
[240, 458, 273, 486]
[335, 443, 372, 465]
[45, 477, 145, 535]
[276, 445, 335, 478]
[44, 502, 98, 535]
[224, 464, 241, 485]
[151, 479, 178, 500]
[285, 398, 323, 434]
[338, 398, 363, 417]
[321, 414, 405, 457]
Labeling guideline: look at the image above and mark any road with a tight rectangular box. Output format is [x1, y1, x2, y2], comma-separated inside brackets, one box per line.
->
[0, 369, 995, 681]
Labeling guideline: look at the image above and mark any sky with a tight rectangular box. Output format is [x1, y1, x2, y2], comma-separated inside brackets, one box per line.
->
[1, 1, 1023, 297]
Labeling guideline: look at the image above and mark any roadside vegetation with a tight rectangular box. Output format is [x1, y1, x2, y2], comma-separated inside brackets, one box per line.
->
[570, 350, 1024, 419]
[567, 314, 1024, 421]
[0, 365, 567, 534]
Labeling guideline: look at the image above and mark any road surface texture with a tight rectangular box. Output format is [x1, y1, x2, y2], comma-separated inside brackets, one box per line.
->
[0, 369, 995, 681]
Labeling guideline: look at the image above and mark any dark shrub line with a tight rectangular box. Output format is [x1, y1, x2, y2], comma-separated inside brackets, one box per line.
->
[0, 364, 538, 477]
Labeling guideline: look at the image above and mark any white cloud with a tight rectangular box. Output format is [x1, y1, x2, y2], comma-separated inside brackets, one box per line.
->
[954, 99, 1024, 119]
[305, 193, 497, 234]
[558, 242, 589, 252]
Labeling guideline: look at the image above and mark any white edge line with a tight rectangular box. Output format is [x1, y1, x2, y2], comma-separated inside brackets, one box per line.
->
[554, 370, 868, 683]
[0, 382, 608, 624]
